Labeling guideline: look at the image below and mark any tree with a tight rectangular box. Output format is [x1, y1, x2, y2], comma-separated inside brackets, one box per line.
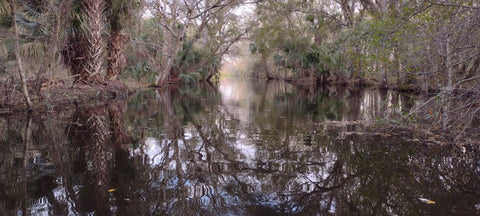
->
[105, 0, 136, 81]
[177, 1, 253, 82]
[0, 0, 74, 94]
[33, 0, 74, 92]
[80, 0, 106, 84]
[63, 0, 136, 84]
[9, 0, 32, 109]
[146, 0, 242, 86]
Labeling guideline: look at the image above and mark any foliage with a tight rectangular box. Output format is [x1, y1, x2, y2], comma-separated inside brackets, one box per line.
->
[244, 0, 480, 138]
[179, 73, 198, 85]
[1, 0, 479, 139]
[122, 61, 155, 82]
[1, 2, 53, 61]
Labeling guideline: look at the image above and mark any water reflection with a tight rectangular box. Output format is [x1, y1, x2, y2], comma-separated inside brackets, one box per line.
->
[0, 78, 479, 215]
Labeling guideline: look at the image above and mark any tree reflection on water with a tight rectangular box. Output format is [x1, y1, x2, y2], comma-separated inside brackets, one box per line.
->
[0, 79, 479, 215]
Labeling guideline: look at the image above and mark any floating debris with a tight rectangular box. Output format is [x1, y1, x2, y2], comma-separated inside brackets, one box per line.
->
[419, 198, 436, 204]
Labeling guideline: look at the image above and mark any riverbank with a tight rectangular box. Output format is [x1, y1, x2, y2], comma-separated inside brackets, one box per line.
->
[279, 75, 437, 94]
[2, 77, 477, 145]
[314, 120, 470, 146]
[0, 80, 144, 115]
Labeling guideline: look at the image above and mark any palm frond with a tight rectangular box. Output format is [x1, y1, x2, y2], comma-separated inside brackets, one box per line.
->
[22, 5, 42, 19]
[0, 0, 8, 17]
[16, 14, 39, 29]
[15, 12, 47, 39]
[23, 4, 57, 34]
[69, 0, 87, 30]
[0, 43, 8, 59]
[0, 14, 10, 27]
[0, 36, 12, 56]
[179, 73, 198, 84]
[19, 41, 44, 59]
[190, 71, 202, 81]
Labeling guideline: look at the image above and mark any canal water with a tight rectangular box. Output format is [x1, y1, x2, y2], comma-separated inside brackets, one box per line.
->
[0, 78, 479, 215]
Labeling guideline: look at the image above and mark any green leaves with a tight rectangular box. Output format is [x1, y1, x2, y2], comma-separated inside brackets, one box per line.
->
[0, 0, 8, 17]
[123, 61, 155, 82]
[179, 73, 198, 84]
[19, 40, 43, 58]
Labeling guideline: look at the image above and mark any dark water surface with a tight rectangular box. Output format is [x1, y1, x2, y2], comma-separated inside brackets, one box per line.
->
[1, 78, 479, 215]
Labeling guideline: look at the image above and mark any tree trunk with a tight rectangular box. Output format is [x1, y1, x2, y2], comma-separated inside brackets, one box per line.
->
[156, 32, 175, 85]
[82, 0, 106, 84]
[442, 35, 452, 132]
[156, 18, 190, 86]
[157, 88, 183, 139]
[108, 101, 128, 145]
[10, 0, 33, 110]
[63, 34, 87, 83]
[106, 30, 124, 81]
[446, 36, 453, 91]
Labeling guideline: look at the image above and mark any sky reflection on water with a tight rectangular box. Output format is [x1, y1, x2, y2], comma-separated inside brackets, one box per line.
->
[0, 78, 479, 215]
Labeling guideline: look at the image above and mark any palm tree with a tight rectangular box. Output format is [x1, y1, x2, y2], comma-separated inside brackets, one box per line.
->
[81, 0, 106, 84]
[62, 0, 104, 84]
[105, 0, 135, 81]
[63, 0, 136, 84]
[61, 0, 85, 83]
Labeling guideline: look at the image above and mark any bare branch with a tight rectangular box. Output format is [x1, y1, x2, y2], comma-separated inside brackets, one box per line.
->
[423, 0, 480, 9]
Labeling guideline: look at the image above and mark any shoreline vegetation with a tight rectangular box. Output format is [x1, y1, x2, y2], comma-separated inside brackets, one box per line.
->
[0, 70, 449, 116]
[0, 80, 136, 115]
[1, 0, 479, 143]
[0, 72, 423, 115]
[1, 77, 474, 147]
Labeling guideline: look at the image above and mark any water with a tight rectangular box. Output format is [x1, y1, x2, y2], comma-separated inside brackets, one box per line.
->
[0, 78, 479, 216]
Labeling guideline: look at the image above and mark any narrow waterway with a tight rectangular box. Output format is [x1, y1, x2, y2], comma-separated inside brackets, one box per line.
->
[0, 78, 479, 215]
